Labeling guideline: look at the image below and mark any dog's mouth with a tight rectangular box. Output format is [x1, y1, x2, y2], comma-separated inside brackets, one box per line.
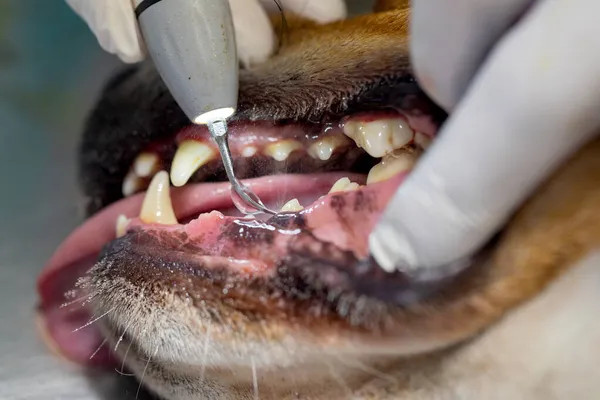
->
[39, 102, 441, 363]
[36, 11, 451, 367]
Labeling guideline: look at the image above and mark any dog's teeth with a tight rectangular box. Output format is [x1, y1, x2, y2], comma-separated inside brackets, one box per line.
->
[343, 118, 414, 158]
[241, 146, 258, 157]
[140, 171, 178, 225]
[170, 140, 216, 187]
[367, 149, 419, 184]
[280, 198, 303, 212]
[122, 170, 146, 197]
[328, 177, 361, 194]
[263, 140, 303, 161]
[115, 215, 130, 238]
[414, 132, 432, 149]
[133, 152, 160, 178]
[329, 177, 351, 193]
[343, 182, 360, 192]
[307, 135, 350, 161]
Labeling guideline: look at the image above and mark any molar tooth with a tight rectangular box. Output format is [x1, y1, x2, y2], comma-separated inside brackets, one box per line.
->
[280, 198, 303, 212]
[134, 152, 160, 178]
[170, 140, 216, 187]
[343, 118, 414, 158]
[140, 171, 178, 225]
[366, 149, 419, 184]
[307, 135, 350, 161]
[263, 140, 303, 162]
[414, 132, 432, 149]
[115, 215, 130, 238]
[122, 170, 146, 197]
[241, 146, 257, 157]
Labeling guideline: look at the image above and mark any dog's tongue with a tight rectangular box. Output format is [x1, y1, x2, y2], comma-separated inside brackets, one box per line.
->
[37, 172, 405, 367]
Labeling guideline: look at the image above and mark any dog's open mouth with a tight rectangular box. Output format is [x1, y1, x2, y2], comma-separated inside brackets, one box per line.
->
[38, 103, 441, 365]
[35, 6, 451, 367]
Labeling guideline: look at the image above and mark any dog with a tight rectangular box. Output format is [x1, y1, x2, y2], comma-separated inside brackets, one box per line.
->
[37, 1, 600, 399]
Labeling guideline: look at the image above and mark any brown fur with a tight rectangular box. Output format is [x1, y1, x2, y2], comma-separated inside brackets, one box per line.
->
[82, 1, 600, 399]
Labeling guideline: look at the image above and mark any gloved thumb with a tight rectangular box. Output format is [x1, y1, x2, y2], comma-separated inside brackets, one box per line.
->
[66, 0, 146, 63]
[369, 1, 600, 274]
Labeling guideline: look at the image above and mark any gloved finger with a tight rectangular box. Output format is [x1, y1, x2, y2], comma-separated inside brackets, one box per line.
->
[65, 0, 145, 63]
[410, 0, 534, 111]
[370, 0, 600, 275]
[259, 0, 346, 24]
[229, 0, 276, 67]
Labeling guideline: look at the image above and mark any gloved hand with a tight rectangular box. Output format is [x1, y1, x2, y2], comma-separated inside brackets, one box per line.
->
[370, 0, 600, 278]
[65, 0, 346, 65]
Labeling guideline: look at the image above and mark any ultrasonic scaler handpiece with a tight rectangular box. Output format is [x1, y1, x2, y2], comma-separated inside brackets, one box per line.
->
[135, 0, 276, 215]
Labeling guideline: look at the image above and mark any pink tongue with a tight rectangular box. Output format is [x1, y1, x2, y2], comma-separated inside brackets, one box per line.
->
[37, 172, 405, 367]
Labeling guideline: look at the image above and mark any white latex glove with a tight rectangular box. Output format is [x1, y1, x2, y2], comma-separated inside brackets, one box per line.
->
[65, 0, 346, 66]
[370, 0, 600, 278]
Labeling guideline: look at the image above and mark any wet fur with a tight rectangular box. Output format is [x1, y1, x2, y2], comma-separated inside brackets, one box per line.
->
[80, 1, 600, 399]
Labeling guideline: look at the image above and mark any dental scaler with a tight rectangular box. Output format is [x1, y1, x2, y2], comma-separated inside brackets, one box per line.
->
[135, 0, 276, 215]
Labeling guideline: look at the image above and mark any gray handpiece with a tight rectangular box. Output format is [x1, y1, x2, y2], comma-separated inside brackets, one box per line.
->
[135, 0, 238, 124]
[135, 0, 277, 215]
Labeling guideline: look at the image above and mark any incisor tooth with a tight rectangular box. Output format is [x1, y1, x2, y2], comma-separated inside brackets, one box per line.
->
[367, 149, 419, 184]
[307, 135, 350, 161]
[170, 140, 216, 187]
[280, 198, 303, 212]
[134, 152, 160, 178]
[328, 177, 360, 194]
[329, 177, 351, 194]
[263, 140, 303, 161]
[343, 118, 414, 158]
[115, 215, 130, 238]
[122, 170, 145, 197]
[241, 146, 257, 157]
[140, 171, 178, 225]
[344, 182, 360, 192]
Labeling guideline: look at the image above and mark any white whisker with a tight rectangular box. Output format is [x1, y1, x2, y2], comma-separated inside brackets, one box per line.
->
[114, 316, 135, 352]
[325, 361, 353, 396]
[136, 345, 158, 400]
[199, 321, 212, 383]
[89, 337, 108, 360]
[333, 355, 397, 385]
[59, 292, 96, 309]
[251, 357, 259, 400]
[72, 306, 116, 333]
[118, 335, 135, 375]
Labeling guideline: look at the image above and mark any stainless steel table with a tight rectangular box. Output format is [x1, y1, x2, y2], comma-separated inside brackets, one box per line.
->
[0, 1, 372, 399]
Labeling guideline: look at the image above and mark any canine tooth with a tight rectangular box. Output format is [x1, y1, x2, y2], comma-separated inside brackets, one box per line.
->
[328, 177, 351, 193]
[367, 149, 419, 184]
[414, 132, 432, 149]
[241, 146, 257, 157]
[122, 170, 145, 197]
[343, 118, 414, 158]
[170, 140, 216, 187]
[307, 136, 350, 161]
[133, 152, 160, 178]
[115, 215, 130, 238]
[263, 140, 303, 161]
[280, 198, 303, 212]
[140, 171, 178, 225]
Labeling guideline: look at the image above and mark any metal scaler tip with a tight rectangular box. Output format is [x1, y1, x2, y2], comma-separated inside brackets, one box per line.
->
[208, 120, 278, 216]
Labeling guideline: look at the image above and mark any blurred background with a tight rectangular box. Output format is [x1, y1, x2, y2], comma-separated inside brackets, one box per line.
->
[0, 1, 371, 399]
[0, 1, 137, 399]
